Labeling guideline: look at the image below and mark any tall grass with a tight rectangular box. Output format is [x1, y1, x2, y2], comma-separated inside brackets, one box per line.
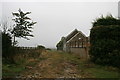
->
[2, 48, 44, 77]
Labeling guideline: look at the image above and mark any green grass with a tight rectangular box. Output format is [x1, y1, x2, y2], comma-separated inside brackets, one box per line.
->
[38, 57, 47, 61]
[3, 50, 120, 78]
[2, 49, 43, 77]
[2, 64, 25, 77]
[57, 51, 120, 78]
[81, 61, 120, 78]
[86, 67, 119, 78]
[26, 61, 37, 67]
[2, 56, 28, 77]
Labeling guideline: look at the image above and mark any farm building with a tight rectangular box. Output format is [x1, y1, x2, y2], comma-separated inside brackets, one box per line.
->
[56, 29, 90, 59]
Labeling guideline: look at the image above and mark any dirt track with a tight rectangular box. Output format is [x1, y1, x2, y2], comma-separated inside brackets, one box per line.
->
[19, 50, 92, 78]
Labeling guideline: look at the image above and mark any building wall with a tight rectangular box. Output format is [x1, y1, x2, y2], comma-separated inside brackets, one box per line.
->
[63, 37, 67, 51]
[66, 32, 87, 48]
[69, 47, 89, 59]
[65, 32, 89, 59]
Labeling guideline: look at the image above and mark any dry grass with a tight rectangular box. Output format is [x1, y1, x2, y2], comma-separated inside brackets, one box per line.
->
[3, 50, 120, 78]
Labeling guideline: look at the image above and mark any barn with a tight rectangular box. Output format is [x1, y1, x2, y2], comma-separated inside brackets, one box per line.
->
[57, 29, 90, 59]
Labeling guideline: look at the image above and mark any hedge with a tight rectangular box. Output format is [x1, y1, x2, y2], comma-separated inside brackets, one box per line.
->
[89, 25, 120, 67]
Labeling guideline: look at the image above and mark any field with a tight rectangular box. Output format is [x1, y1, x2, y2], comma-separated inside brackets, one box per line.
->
[2, 49, 120, 78]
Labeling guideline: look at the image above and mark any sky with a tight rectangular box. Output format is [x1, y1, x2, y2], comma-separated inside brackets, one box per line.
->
[118, 1, 120, 18]
[0, 1, 119, 48]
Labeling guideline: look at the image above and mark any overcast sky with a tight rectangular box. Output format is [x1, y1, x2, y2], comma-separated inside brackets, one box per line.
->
[1, 1, 119, 48]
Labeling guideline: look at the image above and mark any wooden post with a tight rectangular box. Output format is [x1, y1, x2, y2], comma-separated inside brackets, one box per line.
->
[13, 35, 15, 46]
[81, 39, 83, 48]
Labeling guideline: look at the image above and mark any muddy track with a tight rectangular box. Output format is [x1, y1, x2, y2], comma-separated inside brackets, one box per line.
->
[18, 50, 91, 78]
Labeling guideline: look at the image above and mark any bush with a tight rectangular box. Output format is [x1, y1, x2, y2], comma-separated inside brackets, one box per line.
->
[46, 48, 51, 50]
[2, 32, 18, 64]
[37, 45, 45, 49]
[90, 25, 120, 67]
[93, 15, 120, 27]
[2, 33, 12, 58]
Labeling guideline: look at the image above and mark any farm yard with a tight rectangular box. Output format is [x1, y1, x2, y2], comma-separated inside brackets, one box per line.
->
[2, 49, 120, 78]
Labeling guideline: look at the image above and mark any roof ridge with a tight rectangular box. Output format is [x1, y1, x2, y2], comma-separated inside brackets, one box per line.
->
[78, 31, 86, 37]
[65, 29, 78, 38]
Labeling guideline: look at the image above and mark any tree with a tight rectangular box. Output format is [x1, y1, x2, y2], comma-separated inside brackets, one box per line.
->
[2, 32, 12, 58]
[1, 21, 15, 63]
[1, 21, 12, 58]
[92, 14, 120, 27]
[37, 45, 45, 49]
[12, 9, 36, 46]
[90, 15, 120, 67]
